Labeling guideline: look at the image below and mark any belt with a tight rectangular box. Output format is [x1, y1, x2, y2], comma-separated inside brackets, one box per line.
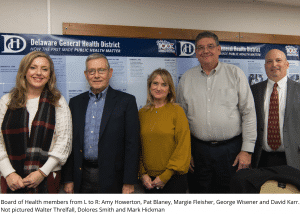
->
[83, 159, 98, 168]
[195, 134, 242, 146]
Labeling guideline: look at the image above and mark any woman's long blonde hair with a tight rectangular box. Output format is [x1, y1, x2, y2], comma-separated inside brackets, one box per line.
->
[8, 51, 61, 109]
[144, 68, 176, 109]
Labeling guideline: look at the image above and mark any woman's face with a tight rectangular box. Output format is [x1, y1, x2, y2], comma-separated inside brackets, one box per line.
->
[150, 74, 170, 102]
[26, 57, 51, 92]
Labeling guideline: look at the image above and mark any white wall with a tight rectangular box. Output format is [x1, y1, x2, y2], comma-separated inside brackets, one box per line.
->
[0, 0, 300, 36]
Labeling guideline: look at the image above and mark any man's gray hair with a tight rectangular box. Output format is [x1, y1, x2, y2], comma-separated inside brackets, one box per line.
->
[85, 53, 110, 70]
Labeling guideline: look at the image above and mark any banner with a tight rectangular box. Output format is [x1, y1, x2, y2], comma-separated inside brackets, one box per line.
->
[1, 33, 299, 108]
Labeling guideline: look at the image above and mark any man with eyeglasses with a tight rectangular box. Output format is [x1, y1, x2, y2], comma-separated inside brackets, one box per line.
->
[177, 31, 256, 193]
[62, 53, 139, 193]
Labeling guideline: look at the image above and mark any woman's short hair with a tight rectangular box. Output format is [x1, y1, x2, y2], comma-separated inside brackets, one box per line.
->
[8, 51, 61, 109]
[144, 68, 176, 109]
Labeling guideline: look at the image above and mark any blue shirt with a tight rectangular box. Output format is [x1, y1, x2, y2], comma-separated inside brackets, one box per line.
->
[84, 87, 107, 160]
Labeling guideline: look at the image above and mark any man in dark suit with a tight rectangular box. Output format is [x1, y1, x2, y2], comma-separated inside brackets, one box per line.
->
[251, 49, 300, 170]
[62, 53, 139, 193]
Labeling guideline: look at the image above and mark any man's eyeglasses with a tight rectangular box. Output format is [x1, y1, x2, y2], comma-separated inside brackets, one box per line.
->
[87, 68, 109, 75]
[196, 44, 217, 52]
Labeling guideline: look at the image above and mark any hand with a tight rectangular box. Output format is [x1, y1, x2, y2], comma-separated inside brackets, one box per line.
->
[122, 184, 134, 194]
[23, 170, 45, 188]
[6, 172, 25, 191]
[232, 151, 252, 171]
[64, 182, 74, 193]
[189, 155, 195, 173]
[141, 174, 154, 190]
[152, 176, 165, 189]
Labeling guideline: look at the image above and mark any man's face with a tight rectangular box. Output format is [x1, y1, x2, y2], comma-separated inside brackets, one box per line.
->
[265, 49, 289, 82]
[84, 58, 113, 94]
[196, 37, 221, 68]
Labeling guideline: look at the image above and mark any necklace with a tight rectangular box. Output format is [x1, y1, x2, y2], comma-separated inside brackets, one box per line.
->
[150, 108, 160, 132]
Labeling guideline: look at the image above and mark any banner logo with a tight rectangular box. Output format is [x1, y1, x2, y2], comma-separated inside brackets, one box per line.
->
[156, 40, 175, 53]
[285, 46, 299, 57]
[2, 35, 26, 53]
[179, 41, 195, 56]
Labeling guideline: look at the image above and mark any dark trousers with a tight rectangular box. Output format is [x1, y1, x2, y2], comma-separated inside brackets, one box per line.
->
[79, 159, 101, 193]
[190, 135, 242, 193]
[144, 174, 188, 194]
[258, 150, 287, 168]
[79, 159, 122, 193]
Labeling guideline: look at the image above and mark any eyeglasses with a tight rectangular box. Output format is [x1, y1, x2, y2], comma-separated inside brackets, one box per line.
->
[196, 44, 217, 52]
[87, 68, 109, 75]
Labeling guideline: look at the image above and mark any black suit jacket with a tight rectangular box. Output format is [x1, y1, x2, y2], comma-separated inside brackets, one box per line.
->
[63, 86, 140, 193]
[230, 165, 300, 193]
[251, 78, 300, 170]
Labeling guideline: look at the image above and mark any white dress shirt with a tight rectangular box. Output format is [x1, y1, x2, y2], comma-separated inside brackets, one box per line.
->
[263, 76, 287, 152]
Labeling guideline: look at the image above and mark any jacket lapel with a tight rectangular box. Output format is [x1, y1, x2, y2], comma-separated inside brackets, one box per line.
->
[98, 86, 117, 141]
[257, 80, 267, 125]
[284, 78, 294, 120]
[78, 92, 90, 148]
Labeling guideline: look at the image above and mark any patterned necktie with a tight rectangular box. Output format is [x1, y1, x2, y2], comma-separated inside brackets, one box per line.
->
[267, 82, 281, 151]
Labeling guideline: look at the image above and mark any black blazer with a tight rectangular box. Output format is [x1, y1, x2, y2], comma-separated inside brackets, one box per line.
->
[251, 78, 300, 170]
[230, 165, 300, 193]
[63, 86, 140, 193]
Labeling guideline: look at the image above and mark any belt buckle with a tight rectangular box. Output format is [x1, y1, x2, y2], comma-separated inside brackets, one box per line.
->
[211, 141, 218, 145]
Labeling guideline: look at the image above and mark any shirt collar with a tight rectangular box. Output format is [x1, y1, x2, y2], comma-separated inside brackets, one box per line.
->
[88, 86, 108, 100]
[267, 76, 287, 89]
[200, 61, 220, 76]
